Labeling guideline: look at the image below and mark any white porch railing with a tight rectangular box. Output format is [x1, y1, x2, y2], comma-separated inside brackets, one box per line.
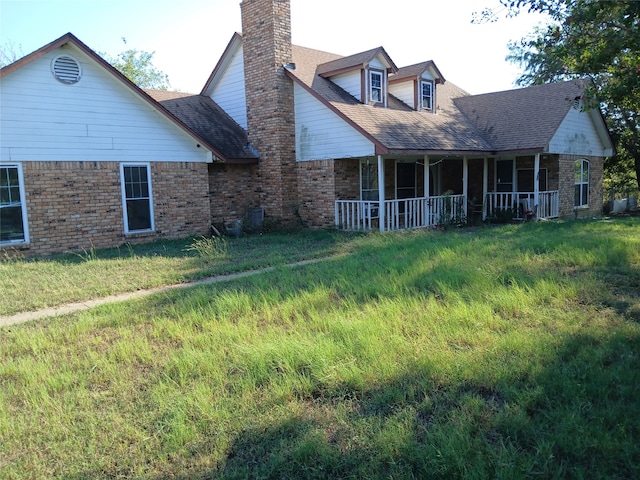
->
[485, 191, 559, 220]
[335, 195, 465, 231]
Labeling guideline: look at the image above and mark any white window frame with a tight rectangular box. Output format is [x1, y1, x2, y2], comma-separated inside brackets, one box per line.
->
[0, 163, 29, 245]
[120, 163, 155, 234]
[420, 80, 434, 111]
[574, 159, 589, 208]
[369, 70, 384, 105]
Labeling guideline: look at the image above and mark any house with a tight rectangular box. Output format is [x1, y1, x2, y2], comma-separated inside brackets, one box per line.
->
[0, 33, 255, 257]
[1, 0, 613, 257]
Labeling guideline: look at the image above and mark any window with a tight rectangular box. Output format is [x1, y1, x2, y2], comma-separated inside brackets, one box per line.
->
[361, 159, 379, 218]
[0, 164, 29, 244]
[574, 159, 589, 207]
[361, 159, 379, 201]
[420, 80, 433, 111]
[369, 71, 383, 103]
[121, 163, 154, 233]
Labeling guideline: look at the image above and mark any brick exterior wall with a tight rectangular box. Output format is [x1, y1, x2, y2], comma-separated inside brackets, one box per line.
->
[240, 0, 297, 224]
[296, 159, 336, 227]
[208, 162, 259, 229]
[3, 161, 210, 257]
[335, 159, 360, 201]
[558, 154, 604, 218]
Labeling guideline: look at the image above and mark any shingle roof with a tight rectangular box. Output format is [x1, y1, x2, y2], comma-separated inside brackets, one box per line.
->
[290, 45, 591, 155]
[390, 61, 445, 84]
[454, 80, 588, 152]
[316, 46, 397, 77]
[291, 46, 493, 154]
[147, 90, 258, 163]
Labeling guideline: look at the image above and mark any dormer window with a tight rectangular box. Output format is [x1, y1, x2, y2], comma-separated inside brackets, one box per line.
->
[369, 70, 383, 103]
[421, 80, 433, 111]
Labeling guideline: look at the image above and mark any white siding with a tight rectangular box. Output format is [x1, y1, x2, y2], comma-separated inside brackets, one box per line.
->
[331, 71, 363, 102]
[548, 107, 609, 156]
[294, 83, 375, 161]
[209, 46, 248, 129]
[389, 80, 415, 108]
[370, 58, 386, 70]
[0, 46, 208, 163]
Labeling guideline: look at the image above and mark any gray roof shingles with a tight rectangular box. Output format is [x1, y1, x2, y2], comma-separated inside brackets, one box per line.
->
[453, 80, 587, 152]
[290, 45, 588, 155]
[147, 90, 258, 162]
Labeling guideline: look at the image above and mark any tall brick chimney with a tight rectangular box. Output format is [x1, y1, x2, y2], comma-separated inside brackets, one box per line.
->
[240, 0, 297, 223]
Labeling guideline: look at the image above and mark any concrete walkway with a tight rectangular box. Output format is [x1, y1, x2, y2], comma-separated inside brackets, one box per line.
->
[0, 257, 330, 327]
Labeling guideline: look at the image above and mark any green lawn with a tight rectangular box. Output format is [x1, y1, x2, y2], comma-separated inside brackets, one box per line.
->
[0, 230, 353, 316]
[1, 219, 639, 479]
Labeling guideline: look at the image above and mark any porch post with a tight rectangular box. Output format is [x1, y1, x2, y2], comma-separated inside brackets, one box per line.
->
[424, 155, 430, 198]
[534, 153, 540, 219]
[483, 157, 488, 221]
[377, 154, 385, 232]
[424, 155, 430, 226]
[463, 156, 469, 219]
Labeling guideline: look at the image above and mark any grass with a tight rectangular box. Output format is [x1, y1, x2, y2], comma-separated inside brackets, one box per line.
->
[1, 219, 639, 478]
[0, 230, 353, 316]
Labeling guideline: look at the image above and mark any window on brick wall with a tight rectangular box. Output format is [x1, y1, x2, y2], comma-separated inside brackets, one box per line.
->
[0, 163, 29, 244]
[574, 159, 589, 208]
[121, 163, 154, 233]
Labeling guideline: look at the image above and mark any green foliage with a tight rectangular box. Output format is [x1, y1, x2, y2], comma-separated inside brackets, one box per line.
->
[104, 38, 171, 90]
[185, 235, 228, 259]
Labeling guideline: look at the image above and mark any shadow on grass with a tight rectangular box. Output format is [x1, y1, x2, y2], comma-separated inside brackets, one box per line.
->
[32, 220, 640, 479]
[140, 328, 639, 480]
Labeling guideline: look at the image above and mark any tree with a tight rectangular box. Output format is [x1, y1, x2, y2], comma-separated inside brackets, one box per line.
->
[478, 0, 640, 191]
[0, 41, 25, 67]
[104, 38, 171, 90]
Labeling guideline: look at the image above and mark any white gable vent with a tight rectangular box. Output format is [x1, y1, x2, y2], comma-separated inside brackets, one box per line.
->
[51, 55, 82, 84]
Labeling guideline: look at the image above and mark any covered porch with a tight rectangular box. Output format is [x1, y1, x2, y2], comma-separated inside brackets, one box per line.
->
[335, 154, 560, 232]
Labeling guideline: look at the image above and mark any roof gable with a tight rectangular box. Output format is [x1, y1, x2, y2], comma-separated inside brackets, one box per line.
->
[200, 32, 244, 97]
[453, 80, 612, 154]
[390, 61, 445, 85]
[316, 46, 398, 78]
[1, 33, 221, 159]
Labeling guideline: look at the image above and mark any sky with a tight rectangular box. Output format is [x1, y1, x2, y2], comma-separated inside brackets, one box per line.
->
[0, 0, 551, 95]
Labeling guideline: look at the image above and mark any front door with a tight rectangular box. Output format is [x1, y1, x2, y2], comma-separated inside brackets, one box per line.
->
[396, 162, 416, 200]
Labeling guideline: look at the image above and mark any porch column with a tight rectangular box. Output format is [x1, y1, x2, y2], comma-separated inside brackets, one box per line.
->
[534, 153, 540, 219]
[424, 155, 430, 226]
[483, 157, 488, 220]
[463, 156, 469, 218]
[424, 155, 430, 198]
[377, 154, 385, 232]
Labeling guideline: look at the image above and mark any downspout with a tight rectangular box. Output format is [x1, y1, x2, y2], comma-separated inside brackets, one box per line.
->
[378, 154, 385, 232]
